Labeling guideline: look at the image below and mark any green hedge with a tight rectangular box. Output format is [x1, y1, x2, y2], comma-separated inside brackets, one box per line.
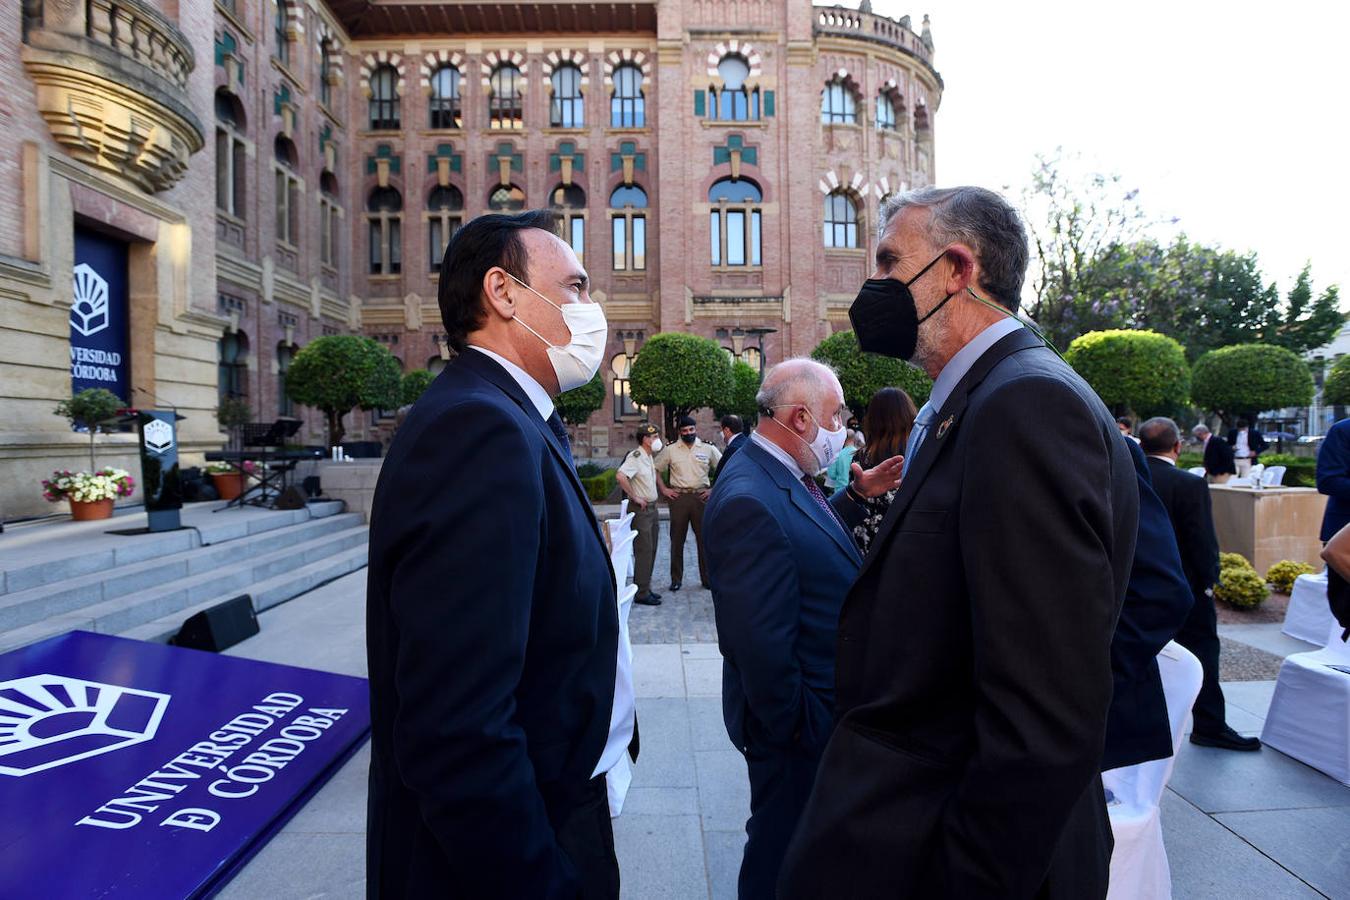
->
[579, 468, 617, 502]
[1175, 451, 1315, 487]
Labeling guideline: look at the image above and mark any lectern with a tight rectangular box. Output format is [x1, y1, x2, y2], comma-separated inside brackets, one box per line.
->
[123, 408, 186, 532]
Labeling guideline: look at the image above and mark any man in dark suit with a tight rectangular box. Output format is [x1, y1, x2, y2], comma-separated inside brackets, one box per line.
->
[704, 359, 899, 899]
[1141, 417, 1261, 751]
[1317, 417, 1350, 541]
[1195, 424, 1236, 483]
[781, 187, 1138, 900]
[1226, 417, 1268, 478]
[1104, 438, 1195, 772]
[717, 414, 748, 476]
[366, 210, 622, 897]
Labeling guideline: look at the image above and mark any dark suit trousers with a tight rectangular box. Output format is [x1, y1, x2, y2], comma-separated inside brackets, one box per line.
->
[1174, 589, 1227, 735]
[551, 775, 620, 900]
[740, 747, 819, 900]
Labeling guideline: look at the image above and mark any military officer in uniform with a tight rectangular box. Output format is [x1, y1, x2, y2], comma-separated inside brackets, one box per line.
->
[617, 423, 664, 606]
[655, 416, 722, 591]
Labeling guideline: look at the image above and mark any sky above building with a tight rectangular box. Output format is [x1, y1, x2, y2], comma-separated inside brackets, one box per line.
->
[873, 0, 1349, 303]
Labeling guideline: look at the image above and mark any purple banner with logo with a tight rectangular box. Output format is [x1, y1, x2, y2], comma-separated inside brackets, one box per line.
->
[0, 631, 369, 898]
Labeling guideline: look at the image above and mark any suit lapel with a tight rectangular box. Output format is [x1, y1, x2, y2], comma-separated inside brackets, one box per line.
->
[744, 442, 862, 566]
[457, 351, 614, 576]
[855, 328, 1043, 581]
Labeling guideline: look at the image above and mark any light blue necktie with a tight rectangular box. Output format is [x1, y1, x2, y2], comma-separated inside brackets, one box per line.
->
[903, 402, 935, 477]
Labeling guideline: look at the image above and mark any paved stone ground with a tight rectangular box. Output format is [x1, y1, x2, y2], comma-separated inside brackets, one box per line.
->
[215, 566, 1350, 899]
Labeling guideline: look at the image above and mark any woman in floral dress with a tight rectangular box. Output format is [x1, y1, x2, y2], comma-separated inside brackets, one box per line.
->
[850, 386, 917, 554]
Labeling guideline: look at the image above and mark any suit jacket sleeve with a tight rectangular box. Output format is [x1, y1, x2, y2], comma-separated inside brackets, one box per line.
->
[705, 493, 828, 752]
[1317, 428, 1350, 501]
[935, 376, 1126, 898]
[1177, 471, 1222, 593]
[383, 400, 575, 895]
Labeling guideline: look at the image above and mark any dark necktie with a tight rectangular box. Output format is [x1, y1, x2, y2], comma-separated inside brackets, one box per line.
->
[801, 474, 847, 532]
[546, 410, 572, 459]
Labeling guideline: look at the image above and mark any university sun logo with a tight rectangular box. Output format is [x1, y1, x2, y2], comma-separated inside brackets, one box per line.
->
[143, 418, 175, 454]
[0, 674, 170, 777]
[70, 264, 111, 338]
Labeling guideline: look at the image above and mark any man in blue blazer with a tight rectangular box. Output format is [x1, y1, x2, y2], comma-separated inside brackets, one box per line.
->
[704, 358, 899, 899]
[366, 211, 620, 897]
[1317, 417, 1350, 540]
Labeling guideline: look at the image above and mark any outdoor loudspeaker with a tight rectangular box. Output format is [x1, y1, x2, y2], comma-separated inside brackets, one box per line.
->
[172, 595, 259, 652]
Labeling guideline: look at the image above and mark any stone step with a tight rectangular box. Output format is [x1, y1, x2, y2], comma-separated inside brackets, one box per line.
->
[0, 501, 345, 597]
[0, 513, 365, 633]
[119, 545, 369, 644]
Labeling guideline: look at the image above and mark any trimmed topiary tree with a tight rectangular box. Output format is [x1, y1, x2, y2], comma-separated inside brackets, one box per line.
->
[715, 360, 762, 426]
[629, 332, 735, 436]
[55, 387, 125, 471]
[1064, 329, 1190, 418]
[1191, 344, 1314, 425]
[809, 329, 933, 416]
[286, 335, 402, 447]
[400, 369, 436, 406]
[1322, 354, 1350, 408]
[556, 372, 606, 426]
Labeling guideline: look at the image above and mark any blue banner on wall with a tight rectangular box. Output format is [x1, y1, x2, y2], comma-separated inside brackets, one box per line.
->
[0, 631, 370, 898]
[71, 229, 130, 403]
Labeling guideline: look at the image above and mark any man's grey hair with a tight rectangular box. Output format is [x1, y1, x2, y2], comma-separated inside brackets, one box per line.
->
[879, 186, 1029, 310]
[756, 358, 839, 415]
[1139, 417, 1181, 455]
[1192, 423, 1211, 438]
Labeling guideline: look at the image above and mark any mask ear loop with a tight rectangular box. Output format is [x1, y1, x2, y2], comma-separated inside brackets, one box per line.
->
[964, 287, 1069, 364]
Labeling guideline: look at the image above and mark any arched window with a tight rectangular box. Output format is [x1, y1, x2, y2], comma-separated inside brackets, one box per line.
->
[875, 94, 897, 131]
[488, 184, 526, 211]
[821, 79, 856, 124]
[824, 192, 859, 249]
[274, 0, 290, 65]
[369, 64, 400, 130]
[711, 56, 759, 122]
[709, 178, 762, 267]
[611, 65, 645, 128]
[320, 171, 341, 267]
[318, 40, 333, 107]
[427, 185, 464, 272]
[551, 184, 586, 261]
[550, 65, 584, 128]
[367, 186, 403, 275]
[611, 351, 644, 419]
[215, 91, 246, 218]
[428, 355, 448, 375]
[429, 66, 461, 129]
[609, 185, 648, 271]
[277, 340, 297, 416]
[218, 331, 249, 403]
[274, 136, 299, 246]
[490, 65, 523, 130]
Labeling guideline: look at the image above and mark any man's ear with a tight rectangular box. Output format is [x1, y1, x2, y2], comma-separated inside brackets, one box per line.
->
[481, 267, 515, 320]
[942, 244, 978, 295]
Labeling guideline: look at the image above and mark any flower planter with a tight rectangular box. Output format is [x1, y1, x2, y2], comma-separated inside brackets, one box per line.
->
[211, 471, 245, 500]
[70, 498, 114, 521]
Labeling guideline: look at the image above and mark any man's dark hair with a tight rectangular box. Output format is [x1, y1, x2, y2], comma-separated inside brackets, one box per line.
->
[1116, 416, 1134, 430]
[437, 210, 559, 353]
[1139, 417, 1181, 455]
[720, 414, 743, 434]
[1236, 418, 1250, 429]
[678, 415, 696, 428]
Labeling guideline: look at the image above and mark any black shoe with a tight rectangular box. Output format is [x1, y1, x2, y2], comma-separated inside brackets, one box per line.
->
[1190, 727, 1262, 751]
[634, 593, 662, 606]
[669, 582, 682, 591]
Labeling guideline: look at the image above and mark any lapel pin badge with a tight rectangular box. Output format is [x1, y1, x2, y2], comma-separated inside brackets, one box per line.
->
[936, 415, 955, 440]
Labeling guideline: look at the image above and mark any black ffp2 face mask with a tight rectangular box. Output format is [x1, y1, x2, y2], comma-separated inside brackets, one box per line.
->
[848, 250, 954, 360]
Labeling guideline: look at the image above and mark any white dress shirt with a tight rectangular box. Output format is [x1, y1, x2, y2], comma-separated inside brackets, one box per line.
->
[468, 345, 554, 420]
[1235, 429, 1251, 459]
[1147, 455, 1177, 466]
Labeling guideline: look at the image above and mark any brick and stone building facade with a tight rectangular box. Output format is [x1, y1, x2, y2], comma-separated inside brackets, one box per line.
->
[1, 0, 940, 517]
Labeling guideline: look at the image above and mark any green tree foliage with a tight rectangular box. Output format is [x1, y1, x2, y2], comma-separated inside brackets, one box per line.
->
[629, 333, 734, 436]
[55, 387, 125, 470]
[555, 372, 605, 426]
[1190, 344, 1314, 424]
[1064, 329, 1190, 418]
[810, 329, 932, 416]
[1322, 354, 1350, 407]
[285, 335, 402, 447]
[400, 369, 436, 406]
[1271, 264, 1343, 357]
[715, 360, 762, 425]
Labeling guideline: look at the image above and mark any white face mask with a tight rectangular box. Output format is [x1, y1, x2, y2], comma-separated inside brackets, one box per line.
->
[769, 406, 847, 474]
[650, 438, 663, 453]
[507, 273, 607, 393]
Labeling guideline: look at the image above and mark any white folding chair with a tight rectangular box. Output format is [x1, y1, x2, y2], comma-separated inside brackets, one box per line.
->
[605, 582, 639, 816]
[1226, 476, 1253, 487]
[1261, 465, 1286, 487]
[1262, 621, 1350, 786]
[1283, 571, 1334, 646]
[1248, 463, 1265, 482]
[619, 498, 629, 518]
[1103, 642, 1204, 900]
[1187, 467, 1207, 477]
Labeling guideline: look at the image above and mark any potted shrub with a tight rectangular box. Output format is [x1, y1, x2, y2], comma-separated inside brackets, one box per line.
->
[204, 460, 255, 501]
[42, 468, 135, 521]
[54, 388, 124, 471]
[216, 397, 252, 452]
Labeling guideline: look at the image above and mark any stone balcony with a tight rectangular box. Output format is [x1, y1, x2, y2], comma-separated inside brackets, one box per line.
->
[21, 0, 204, 192]
[813, 5, 937, 72]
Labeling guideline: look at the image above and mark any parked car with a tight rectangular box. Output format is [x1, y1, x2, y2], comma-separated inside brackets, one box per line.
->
[1298, 434, 1326, 445]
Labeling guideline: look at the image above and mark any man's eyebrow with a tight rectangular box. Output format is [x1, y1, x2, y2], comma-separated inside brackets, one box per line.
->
[875, 245, 899, 267]
[564, 270, 589, 289]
